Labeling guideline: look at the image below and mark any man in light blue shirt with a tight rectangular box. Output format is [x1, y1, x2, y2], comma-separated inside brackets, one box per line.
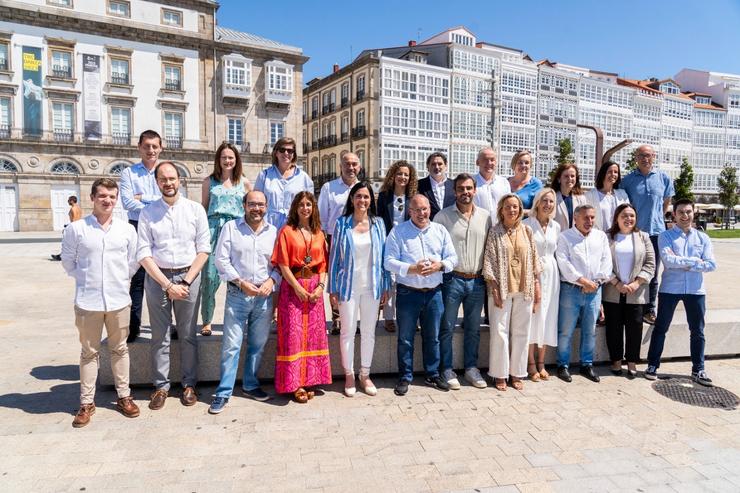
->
[620, 144, 675, 324]
[119, 130, 163, 342]
[384, 195, 458, 396]
[645, 199, 716, 386]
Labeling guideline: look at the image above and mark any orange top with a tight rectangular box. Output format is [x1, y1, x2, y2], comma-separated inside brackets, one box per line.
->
[272, 225, 328, 273]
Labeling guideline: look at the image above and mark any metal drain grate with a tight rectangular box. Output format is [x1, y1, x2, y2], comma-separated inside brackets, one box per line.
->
[652, 377, 739, 410]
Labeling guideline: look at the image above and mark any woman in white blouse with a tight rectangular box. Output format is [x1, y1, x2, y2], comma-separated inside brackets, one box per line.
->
[523, 188, 560, 381]
[550, 162, 587, 232]
[585, 161, 630, 231]
[602, 204, 655, 378]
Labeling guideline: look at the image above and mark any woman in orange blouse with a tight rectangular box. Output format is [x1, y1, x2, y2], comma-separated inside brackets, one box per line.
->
[271, 191, 332, 403]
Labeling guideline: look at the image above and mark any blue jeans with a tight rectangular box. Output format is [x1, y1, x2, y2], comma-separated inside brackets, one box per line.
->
[647, 293, 706, 373]
[556, 282, 601, 368]
[215, 286, 272, 397]
[440, 274, 485, 371]
[396, 284, 444, 381]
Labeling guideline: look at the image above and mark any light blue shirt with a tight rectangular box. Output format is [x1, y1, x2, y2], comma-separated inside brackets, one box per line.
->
[384, 220, 458, 289]
[214, 217, 280, 289]
[620, 168, 674, 236]
[119, 162, 161, 221]
[658, 226, 716, 295]
[514, 176, 543, 210]
[328, 215, 390, 302]
[254, 165, 314, 230]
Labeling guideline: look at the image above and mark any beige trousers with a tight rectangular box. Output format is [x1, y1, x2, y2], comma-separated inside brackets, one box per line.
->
[74, 305, 131, 404]
[488, 293, 533, 379]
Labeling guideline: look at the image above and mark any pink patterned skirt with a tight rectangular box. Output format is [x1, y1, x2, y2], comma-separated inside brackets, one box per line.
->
[274, 274, 332, 393]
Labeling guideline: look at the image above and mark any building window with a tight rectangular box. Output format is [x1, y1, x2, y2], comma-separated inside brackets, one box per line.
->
[161, 8, 183, 27]
[356, 109, 365, 128]
[47, 0, 72, 7]
[52, 102, 74, 142]
[163, 64, 182, 91]
[108, 0, 130, 17]
[224, 57, 251, 92]
[0, 159, 18, 172]
[110, 58, 129, 85]
[341, 82, 349, 106]
[311, 96, 318, 119]
[357, 75, 366, 99]
[109, 162, 129, 175]
[266, 64, 292, 93]
[50, 161, 80, 174]
[227, 117, 243, 147]
[164, 112, 183, 148]
[0, 97, 10, 137]
[0, 42, 8, 71]
[270, 121, 285, 145]
[110, 107, 130, 145]
[51, 50, 73, 79]
[356, 149, 365, 168]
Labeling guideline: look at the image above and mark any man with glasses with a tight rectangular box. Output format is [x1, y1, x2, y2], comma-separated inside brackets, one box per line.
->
[385, 195, 458, 396]
[209, 191, 280, 414]
[137, 161, 210, 410]
[620, 144, 674, 325]
[644, 199, 716, 385]
[318, 152, 361, 334]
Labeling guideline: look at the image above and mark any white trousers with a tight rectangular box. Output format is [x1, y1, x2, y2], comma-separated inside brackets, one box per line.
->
[488, 292, 532, 379]
[339, 292, 381, 374]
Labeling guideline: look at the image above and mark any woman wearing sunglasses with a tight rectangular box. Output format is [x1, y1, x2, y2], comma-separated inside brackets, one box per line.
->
[254, 137, 314, 230]
[376, 160, 418, 332]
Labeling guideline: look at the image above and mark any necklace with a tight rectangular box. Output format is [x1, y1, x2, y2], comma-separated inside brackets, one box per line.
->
[507, 225, 521, 268]
[300, 226, 313, 265]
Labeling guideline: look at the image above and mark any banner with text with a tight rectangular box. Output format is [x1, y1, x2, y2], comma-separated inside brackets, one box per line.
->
[22, 46, 43, 137]
[83, 54, 102, 141]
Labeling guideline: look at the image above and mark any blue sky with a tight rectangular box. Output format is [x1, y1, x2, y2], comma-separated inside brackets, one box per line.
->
[217, 0, 740, 84]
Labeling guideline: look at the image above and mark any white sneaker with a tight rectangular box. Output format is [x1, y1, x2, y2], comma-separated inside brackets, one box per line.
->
[442, 369, 461, 390]
[464, 367, 488, 389]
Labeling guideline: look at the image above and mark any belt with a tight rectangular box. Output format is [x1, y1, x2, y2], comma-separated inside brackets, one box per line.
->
[291, 266, 318, 279]
[161, 266, 190, 275]
[398, 283, 441, 293]
[451, 271, 483, 279]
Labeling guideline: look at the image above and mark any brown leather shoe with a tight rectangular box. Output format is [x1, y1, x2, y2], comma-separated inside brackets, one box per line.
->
[181, 386, 197, 406]
[149, 389, 168, 410]
[72, 403, 96, 428]
[116, 396, 140, 418]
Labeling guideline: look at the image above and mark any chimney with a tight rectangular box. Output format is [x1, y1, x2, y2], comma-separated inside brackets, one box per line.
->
[333, 64, 339, 73]
[408, 40, 416, 47]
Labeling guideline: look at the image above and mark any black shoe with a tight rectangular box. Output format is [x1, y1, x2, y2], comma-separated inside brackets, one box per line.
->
[170, 327, 178, 340]
[126, 326, 140, 343]
[642, 312, 656, 325]
[580, 366, 601, 383]
[242, 387, 271, 402]
[330, 320, 340, 336]
[424, 375, 450, 391]
[557, 366, 572, 383]
[610, 368, 623, 376]
[394, 379, 410, 396]
[50, 254, 62, 261]
[626, 369, 637, 380]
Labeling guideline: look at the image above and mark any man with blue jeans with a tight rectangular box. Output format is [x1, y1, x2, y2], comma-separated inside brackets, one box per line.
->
[434, 173, 490, 389]
[645, 199, 716, 386]
[209, 191, 280, 414]
[385, 195, 458, 396]
[620, 144, 674, 325]
[555, 204, 612, 383]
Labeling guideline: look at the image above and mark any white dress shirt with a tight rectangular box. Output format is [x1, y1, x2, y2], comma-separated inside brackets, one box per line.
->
[556, 227, 612, 284]
[61, 215, 139, 312]
[431, 176, 447, 210]
[119, 162, 161, 221]
[318, 177, 356, 236]
[384, 220, 458, 289]
[136, 196, 211, 268]
[473, 173, 511, 222]
[215, 217, 281, 288]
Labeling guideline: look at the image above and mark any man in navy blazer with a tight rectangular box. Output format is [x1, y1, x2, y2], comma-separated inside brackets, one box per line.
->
[418, 152, 455, 220]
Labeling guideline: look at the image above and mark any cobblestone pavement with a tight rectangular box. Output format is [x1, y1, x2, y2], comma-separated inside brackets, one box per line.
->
[1, 240, 739, 492]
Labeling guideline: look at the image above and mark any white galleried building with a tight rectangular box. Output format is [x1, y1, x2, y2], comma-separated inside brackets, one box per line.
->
[303, 26, 739, 198]
[0, 0, 306, 231]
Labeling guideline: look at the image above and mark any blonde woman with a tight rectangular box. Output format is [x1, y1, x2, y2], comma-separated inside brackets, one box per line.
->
[508, 150, 543, 213]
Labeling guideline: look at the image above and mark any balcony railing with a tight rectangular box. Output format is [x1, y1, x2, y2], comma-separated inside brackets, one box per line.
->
[111, 133, 131, 146]
[341, 97, 348, 108]
[302, 144, 308, 155]
[311, 109, 318, 120]
[52, 65, 72, 79]
[223, 82, 250, 99]
[164, 79, 181, 91]
[322, 105, 329, 115]
[352, 126, 366, 138]
[265, 88, 292, 105]
[356, 90, 365, 101]
[53, 129, 74, 142]
[165, 136, 182, 149]
[341, 132, 349, 143]
[318, 135, 337, 149]
[111, 72, 129, 85]
[311, 141, 318, 150]
[0, 124, 10, 139]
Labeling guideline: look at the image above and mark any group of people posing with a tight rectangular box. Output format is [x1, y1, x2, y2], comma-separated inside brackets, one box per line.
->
[61, 130, 717, 427]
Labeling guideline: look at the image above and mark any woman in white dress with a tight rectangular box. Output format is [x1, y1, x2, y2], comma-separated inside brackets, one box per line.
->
[523, 188, 560, 381]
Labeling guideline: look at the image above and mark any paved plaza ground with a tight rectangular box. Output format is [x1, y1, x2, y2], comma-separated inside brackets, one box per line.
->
[1, 235, 739, 492]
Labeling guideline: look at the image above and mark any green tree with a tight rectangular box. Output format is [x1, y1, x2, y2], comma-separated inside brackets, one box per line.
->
[548, 138, 574, 184]
[673, 157, 695, 202]
[717, 163, 739, 229]
[624, 149, 638, 173]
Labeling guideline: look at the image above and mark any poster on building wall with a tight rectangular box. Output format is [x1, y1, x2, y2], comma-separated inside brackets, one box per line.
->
[21, 46, 43, 137]
[83, 54, 102, 141]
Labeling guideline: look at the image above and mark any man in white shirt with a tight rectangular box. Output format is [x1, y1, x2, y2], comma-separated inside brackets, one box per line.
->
[385, 195, 458, 396]
[61, 178, 140, 428]
[473, 146, 511, 222]
[555, 204, 612, 383]
[137, 161, 210, 410]
[318, 151, 360, 334]
[418, 152, 455, 220]
[208, 191, 280, 414]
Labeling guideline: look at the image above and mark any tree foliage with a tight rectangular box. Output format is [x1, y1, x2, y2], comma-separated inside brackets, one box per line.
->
[548, 138, 574, 184]
[717, 163, 738, 229]
[673, 157, 695, 202]
[624, 149, 638, 173]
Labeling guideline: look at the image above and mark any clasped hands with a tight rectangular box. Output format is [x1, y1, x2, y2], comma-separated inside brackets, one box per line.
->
[409, 259, 442, 277]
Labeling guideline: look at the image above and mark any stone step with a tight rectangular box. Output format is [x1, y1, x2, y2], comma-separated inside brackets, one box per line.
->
[100, 310, 740, 386]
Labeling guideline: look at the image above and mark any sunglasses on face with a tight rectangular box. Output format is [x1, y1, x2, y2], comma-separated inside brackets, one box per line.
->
[277, 147, 295, 155]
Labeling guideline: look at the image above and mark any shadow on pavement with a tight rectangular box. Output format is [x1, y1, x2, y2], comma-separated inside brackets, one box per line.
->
[31, 364, 78, 381]
[0, 383, 78, 414]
